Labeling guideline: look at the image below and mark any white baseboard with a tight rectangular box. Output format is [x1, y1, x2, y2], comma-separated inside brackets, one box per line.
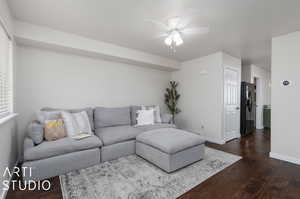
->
[270, 152, 300, 165]
[1, 160, 19, 199]
[202, 136, 226, 145]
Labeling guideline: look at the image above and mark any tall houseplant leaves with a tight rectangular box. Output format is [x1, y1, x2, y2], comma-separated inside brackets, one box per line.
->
[164, 81, 181, 123]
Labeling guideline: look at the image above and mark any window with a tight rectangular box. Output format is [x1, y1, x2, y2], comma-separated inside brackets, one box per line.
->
[0, 21, 13, 119]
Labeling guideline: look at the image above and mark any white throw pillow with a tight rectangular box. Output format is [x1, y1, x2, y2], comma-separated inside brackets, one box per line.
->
[135, 109, 155, 126]
[61, 111, 92, 137]
[141, 105, 162, 123]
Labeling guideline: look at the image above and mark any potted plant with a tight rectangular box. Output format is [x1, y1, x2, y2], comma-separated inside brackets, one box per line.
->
[164, 81, 181, 124]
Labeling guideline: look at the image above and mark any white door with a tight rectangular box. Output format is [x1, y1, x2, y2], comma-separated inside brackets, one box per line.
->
[224, 66, 241, 142]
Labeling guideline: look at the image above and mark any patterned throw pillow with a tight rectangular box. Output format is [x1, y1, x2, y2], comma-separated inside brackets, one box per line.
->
[44, 119, 66, 141]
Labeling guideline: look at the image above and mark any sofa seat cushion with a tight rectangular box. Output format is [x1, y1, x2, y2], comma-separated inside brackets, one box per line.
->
[95, 125, 142, 146]
[136, 128, 205, 154]
[134, 123, 176, 132]
[24, 135, 102, 161]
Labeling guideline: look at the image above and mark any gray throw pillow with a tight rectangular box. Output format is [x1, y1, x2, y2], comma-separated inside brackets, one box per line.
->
[130, 106, 141, 125]
[27, 121, 44, 145]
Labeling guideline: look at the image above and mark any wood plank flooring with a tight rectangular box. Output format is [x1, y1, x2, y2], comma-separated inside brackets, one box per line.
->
[7, 129, 300, 199]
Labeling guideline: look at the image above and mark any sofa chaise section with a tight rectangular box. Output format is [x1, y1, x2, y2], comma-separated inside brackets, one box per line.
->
[94, 106, 176, 162]
[134, 123, 176, 132]
[136, 128, 205, 173]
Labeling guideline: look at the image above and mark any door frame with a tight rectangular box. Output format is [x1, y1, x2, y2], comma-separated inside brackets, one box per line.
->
[254, 77, 264, 129]
[223, 65, 241, 142]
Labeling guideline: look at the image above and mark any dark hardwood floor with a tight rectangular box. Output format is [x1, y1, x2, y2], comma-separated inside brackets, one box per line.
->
[7, 129, 300, 199]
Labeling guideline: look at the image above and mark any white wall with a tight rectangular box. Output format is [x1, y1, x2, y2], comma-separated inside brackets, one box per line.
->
[0, 0, 18, 198]
[0, 119, 18, 197]
[241, 64, 251, 83]
[172, 52, 241, 144]
[223, 53, 242, 69]
[271, 31, 300, 165]
[172, 52, 223, 143]
[16, 44, 172, 154]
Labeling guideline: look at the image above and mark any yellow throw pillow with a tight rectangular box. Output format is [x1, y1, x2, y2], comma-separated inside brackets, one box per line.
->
[44, 119, 66, 141]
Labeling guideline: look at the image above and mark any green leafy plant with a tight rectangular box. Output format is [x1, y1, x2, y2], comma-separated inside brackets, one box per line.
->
[164, 81, 181, 123]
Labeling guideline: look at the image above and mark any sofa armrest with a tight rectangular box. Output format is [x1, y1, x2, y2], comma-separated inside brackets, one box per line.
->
[161, 113, 173, 124]
[27, 120, 44, 145]
[24, 137, 34, 152]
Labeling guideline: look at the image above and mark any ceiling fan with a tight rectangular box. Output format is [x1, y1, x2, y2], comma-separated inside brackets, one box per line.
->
[147, 16, 209, 52]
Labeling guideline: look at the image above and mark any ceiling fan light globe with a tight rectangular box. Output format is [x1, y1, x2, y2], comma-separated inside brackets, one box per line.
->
[164, 36, 172, 46]
[173, 32, 183, 46]
[175, 39, 183, 46]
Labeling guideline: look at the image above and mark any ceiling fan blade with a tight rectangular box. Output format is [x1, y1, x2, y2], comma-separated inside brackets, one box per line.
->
[155, 33, 169, 39]
[175, 15, 197, 29]
[167, 16, 181, 29]
[144, 19, 169, 31]
[181, 27, 210, 35]
[173, 9, 206, 29]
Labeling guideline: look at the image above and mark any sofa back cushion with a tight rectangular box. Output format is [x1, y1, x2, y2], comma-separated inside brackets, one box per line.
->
[94, 107, 131, 128]
[130, 106, 141, 125]
[36, 111, 61, 124]
[41, 107, 94, 131]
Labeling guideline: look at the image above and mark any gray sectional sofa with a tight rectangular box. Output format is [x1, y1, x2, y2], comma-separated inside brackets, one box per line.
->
[23, 106, 176, 181]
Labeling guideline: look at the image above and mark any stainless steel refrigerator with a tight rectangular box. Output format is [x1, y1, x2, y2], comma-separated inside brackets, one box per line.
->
[240, 82, 256, 136]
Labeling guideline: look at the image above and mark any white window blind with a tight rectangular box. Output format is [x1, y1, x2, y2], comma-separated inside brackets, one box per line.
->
[0, 22, 13, 119]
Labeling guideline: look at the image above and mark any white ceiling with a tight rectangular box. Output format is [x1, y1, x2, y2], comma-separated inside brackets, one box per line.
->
[7, 0, 300, 69]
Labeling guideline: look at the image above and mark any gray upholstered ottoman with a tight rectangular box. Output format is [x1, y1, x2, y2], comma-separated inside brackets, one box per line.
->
[136, 128, 205, 173]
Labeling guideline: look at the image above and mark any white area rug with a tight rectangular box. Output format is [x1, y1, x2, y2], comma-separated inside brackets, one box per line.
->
[60, 147, 241, 199]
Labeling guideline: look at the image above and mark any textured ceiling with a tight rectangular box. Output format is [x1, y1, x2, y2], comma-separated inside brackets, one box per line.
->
[8, 0, 300, 69]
